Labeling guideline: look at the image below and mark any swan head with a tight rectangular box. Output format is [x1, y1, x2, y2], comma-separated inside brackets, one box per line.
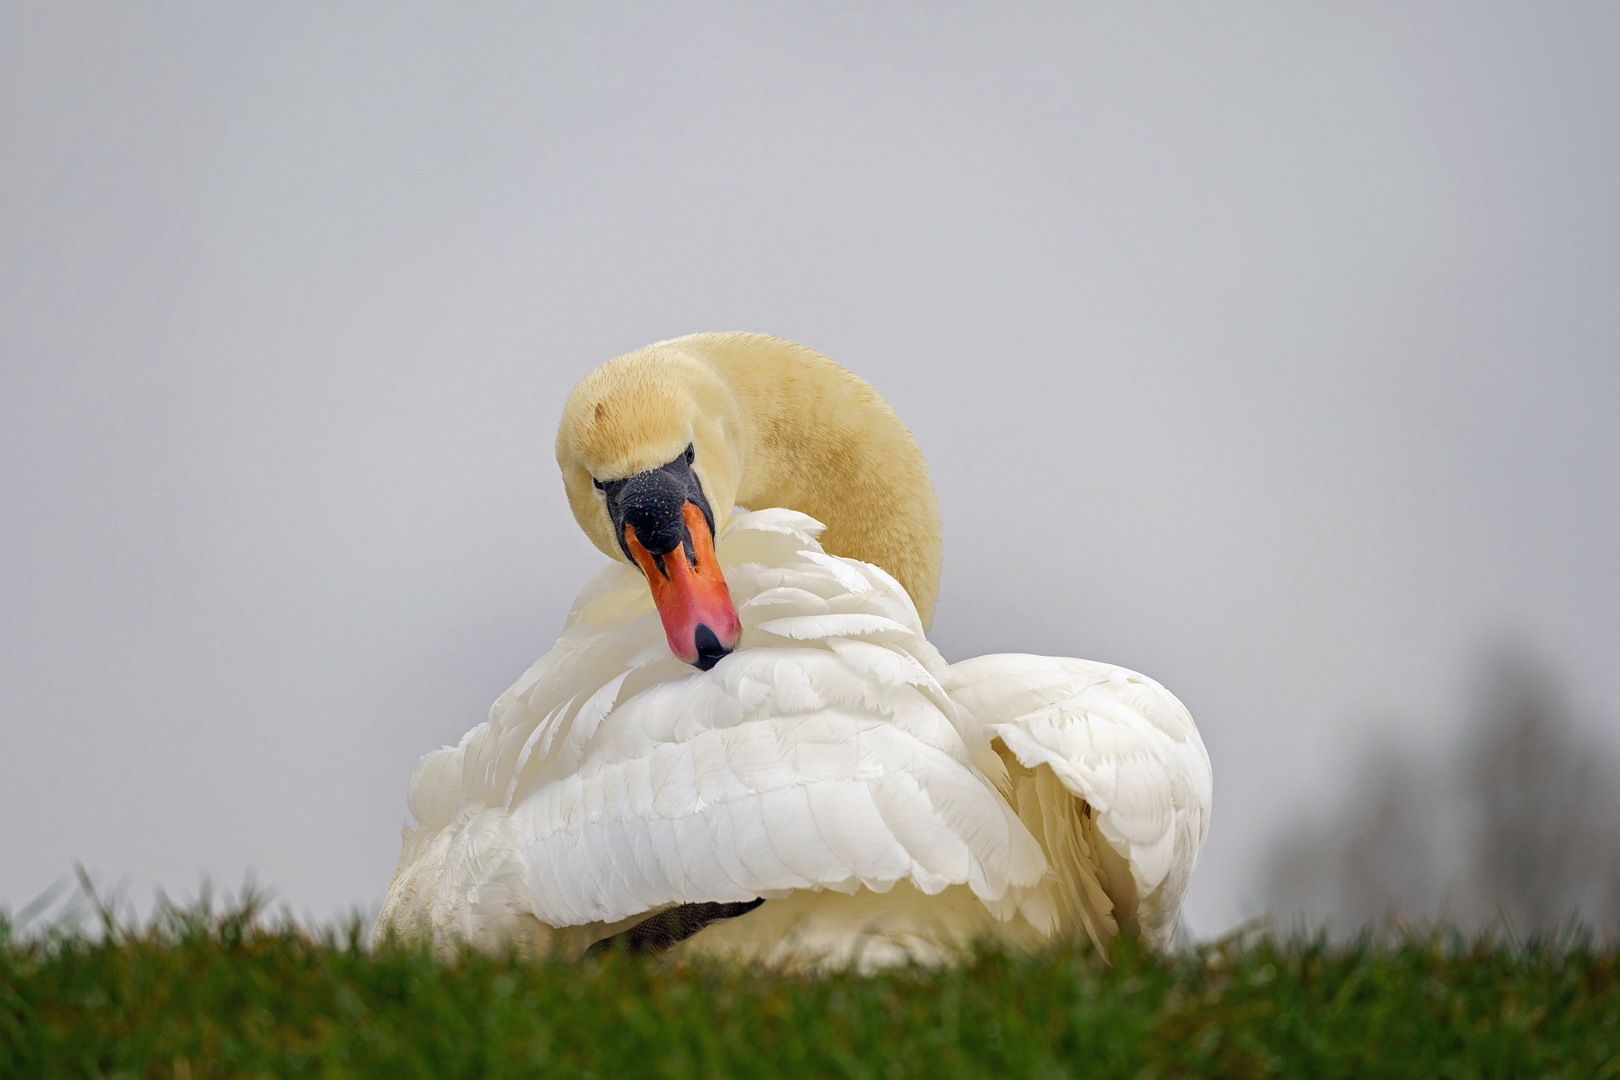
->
[556, 347, 745, 669]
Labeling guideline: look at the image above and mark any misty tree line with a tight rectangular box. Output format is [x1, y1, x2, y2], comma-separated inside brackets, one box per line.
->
[1264, 652, 1620, 937]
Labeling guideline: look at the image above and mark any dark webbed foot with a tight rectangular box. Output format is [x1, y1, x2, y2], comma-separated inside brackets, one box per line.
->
[584, 899, 766, 958]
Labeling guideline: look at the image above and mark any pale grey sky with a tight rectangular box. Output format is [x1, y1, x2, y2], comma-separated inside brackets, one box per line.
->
[3, 2, 1617, 933]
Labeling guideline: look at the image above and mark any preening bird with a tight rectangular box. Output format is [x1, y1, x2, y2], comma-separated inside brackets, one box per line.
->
[376, 332, 1212, 969]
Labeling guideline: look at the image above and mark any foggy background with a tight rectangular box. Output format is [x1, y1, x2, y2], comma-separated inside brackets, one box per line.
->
[3, 3, 1618, 936]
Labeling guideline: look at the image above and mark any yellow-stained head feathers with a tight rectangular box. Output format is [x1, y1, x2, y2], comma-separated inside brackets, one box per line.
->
[555, 332, 942, 626]
[556, 345, 744, 570]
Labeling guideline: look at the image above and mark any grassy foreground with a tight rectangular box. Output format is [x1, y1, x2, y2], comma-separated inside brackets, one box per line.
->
[3, 900, 1619, 1079]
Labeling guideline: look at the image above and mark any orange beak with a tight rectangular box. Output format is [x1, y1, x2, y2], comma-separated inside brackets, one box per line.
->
[624, 501, 741, 670]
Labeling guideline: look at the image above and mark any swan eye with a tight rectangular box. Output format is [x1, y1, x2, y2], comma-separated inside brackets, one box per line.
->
[684, 444, 695, 465]
[591, 477, 606, 498]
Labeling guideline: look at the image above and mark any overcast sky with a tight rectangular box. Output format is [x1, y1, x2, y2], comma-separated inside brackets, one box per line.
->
[3, 2, 1617, 934]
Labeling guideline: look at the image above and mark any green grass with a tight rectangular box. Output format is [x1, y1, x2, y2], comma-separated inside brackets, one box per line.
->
[3, 896, 1618, 1079]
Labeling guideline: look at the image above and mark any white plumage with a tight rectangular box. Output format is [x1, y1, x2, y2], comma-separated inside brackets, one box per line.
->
[378, 508, 1211, 967]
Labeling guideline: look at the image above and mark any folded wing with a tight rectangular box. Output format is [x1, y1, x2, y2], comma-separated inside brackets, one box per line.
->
[947, 653, 1213, 950]
[380, 510, 1048, 949]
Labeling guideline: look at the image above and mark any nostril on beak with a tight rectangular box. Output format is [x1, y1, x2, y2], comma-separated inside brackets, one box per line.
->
[692, 624, 731, 671]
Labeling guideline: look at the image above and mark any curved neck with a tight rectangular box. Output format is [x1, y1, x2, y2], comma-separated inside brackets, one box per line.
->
[688, 333, 943, 627]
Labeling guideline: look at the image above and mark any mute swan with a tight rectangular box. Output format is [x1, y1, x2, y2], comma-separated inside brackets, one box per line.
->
[376, 332, 1211, 968]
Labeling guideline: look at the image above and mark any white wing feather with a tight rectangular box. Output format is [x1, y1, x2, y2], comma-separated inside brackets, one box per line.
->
[378, 510, 1049, 954]
[946, 653, 1213, 949]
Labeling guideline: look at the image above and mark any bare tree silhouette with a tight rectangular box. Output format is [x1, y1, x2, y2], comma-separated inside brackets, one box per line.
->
[1263, 651, 1620, 936]
[1464, 656, 1620, 932]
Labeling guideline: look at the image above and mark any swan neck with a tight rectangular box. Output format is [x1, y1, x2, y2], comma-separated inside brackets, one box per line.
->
[692, 334, 943, 626]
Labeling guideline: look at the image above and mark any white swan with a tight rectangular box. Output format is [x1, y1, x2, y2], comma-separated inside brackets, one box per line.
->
[376, 333, 1211, 968]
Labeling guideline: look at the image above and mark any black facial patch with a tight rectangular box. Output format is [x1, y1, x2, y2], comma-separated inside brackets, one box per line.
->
[598, 445, 716, 569]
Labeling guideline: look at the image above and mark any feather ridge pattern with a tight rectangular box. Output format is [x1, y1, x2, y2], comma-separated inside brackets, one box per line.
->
[378, 510, 1210, 964]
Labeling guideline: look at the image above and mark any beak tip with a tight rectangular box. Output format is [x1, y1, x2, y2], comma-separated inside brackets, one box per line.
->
[691, 623, 732, 671]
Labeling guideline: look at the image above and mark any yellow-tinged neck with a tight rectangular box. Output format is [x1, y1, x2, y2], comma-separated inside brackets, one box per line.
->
[556, 332, 942, 626]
